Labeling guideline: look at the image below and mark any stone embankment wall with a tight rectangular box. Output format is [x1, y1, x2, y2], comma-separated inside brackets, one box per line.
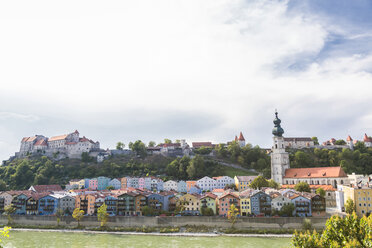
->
[0, 216, 328, 229]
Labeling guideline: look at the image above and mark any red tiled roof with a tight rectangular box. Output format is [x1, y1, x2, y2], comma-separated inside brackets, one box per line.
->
[201, 192, 217, 199]
[364, 133, 372, 142]
[284, 167, 347, 178]
[34, 139, 47, 146]
[49, 134, 68, 141]
[192, 142, 213, 148]
[346, 135, 353, 141]
[281, 184, 336, 191]
[284, 137, 312, 142]
[238, 132, 245, 141]
[30, 185, 63, 193]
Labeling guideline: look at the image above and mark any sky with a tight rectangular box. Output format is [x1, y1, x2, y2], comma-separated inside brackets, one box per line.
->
[1, 0, 372, 160]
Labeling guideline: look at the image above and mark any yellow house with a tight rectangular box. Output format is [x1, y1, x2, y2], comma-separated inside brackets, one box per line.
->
[240, 195, 251, 216]
[343, 185, 372, 217]
[177, 193, 201, 215]
[78, 179, 86, 189]
[234, 176, 257, 192]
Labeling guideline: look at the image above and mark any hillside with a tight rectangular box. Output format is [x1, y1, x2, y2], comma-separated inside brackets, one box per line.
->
[0, 154, 257, 190]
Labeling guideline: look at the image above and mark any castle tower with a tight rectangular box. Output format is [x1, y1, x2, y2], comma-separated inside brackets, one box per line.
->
[346, 135, 353, 150]
[270, 111, 290, 184]
[238, 132, 246, 147]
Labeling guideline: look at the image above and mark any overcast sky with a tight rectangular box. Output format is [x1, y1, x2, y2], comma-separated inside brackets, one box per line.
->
[1, 0, 372, 161]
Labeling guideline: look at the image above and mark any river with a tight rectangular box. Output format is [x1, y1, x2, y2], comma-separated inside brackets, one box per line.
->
[3, 230, 292, 248]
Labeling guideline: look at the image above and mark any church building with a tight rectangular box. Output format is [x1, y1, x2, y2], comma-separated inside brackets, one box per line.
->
[270, 112, 349, 189]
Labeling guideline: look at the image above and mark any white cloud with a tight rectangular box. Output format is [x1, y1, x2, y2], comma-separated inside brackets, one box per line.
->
[0, 0, 371, 159]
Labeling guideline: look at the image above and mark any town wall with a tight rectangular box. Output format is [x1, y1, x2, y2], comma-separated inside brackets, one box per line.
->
[0, 215, 328, 230]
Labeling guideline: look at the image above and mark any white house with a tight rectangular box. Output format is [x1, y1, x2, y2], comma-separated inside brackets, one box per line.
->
[271, 193, 292, 212]
[163, 180, 178, 191]
[213, 176, 235, 189]
[196, 176, 217, 192]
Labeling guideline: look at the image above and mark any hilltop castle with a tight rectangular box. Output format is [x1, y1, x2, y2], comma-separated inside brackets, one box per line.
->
[16, 130, 100, 159]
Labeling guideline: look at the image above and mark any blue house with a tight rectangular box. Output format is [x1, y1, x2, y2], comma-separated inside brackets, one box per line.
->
[177, 181, 187, 193]
[38, 195, 59, 215]
[291, 195, 311, 217]
[84, 178, 90, 189]
[148, 192, 174, 211]
[250, 191, 272, 216]
[189, 185, 202, 195]
[104, 195, 117, 215]
[97, 177, 111, 190]
[12, 193, 29, 215]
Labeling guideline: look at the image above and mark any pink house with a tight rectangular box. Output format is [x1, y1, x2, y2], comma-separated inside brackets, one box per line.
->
[138, 178, 145, 189]
[88, 178, 98, 190]
[218, 192, 240, 217]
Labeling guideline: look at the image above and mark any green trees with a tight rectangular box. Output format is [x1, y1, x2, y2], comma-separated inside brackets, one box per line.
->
[345, 199, 356, 215]
[292, 213, 372, 248]
[56, 208, 64, 226]
[187, 155, 205, 179]
[164, 139, 172, 144]
[315, 188, 326, 198]
[130, 140, 147, 157]
[201, 207, 214, 216]
[97, 203, 109, 227]
[81, 152, 94, 162]
[280, 203, 295, 217]
[194, 146, 212, 155]
[311, 137, 319, 145]
[148, 141, 156, 147]
[294, 182, 311, 193]
[116, 142, 125, 150]
[72, 208, 85, 227]
[335, 139, 346, 145]
[249, 176, 269, 189]
[268, 179, 280, 189]
[4, 205, 16, 226]
[0, 180, 6, 191]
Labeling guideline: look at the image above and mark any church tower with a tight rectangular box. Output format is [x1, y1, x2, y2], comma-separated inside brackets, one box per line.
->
[271, 111, 290, 184]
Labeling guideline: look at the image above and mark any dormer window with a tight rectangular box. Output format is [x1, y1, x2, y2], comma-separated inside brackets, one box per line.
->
[307, 173, 311, 176]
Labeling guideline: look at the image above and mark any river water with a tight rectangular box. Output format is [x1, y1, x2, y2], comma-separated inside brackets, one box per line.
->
[4, 230, 291, 248]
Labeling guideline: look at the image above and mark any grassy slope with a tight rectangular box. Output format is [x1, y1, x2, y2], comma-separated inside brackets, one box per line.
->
[217, 165, 258, 177]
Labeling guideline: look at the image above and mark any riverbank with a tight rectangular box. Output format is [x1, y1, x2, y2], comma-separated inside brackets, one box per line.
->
[11, 228, 293, 238]
[0, 215, 328, 230]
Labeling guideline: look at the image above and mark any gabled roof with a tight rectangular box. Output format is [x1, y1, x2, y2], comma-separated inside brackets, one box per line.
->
[283, 137, 312, 142]
[235, 176, 257, 182]
[218, 192, 239, 199]
[49, 134, 68, 142]
[34, 139, 47, 146]
[201, 192, 217, 199]
[238, 132, 245, 141]
[346, 135, 353, 141]
[364, 133, 372, 142]
[284, 167, 347, 178]
[281, 184, 336, 191]
[29, 185, 63, 193]
[192, 142, 213, 148]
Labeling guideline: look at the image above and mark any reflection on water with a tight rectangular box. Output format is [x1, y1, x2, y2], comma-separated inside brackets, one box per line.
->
[5, 231, 291, 248]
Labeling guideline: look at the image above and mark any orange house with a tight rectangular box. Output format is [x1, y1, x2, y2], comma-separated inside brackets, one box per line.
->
[217, 192, 240, 217]
[186, 181, 197, 192]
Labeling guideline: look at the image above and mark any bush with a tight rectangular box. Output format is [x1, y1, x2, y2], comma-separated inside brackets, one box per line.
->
[302, 218, 312, 231]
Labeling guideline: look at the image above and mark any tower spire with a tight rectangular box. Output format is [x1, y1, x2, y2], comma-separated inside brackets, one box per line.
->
[272, 110, 284, 137]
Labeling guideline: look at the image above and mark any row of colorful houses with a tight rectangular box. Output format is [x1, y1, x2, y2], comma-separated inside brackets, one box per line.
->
[66, 176, 258, 193]
[0, 184, 326, 218]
